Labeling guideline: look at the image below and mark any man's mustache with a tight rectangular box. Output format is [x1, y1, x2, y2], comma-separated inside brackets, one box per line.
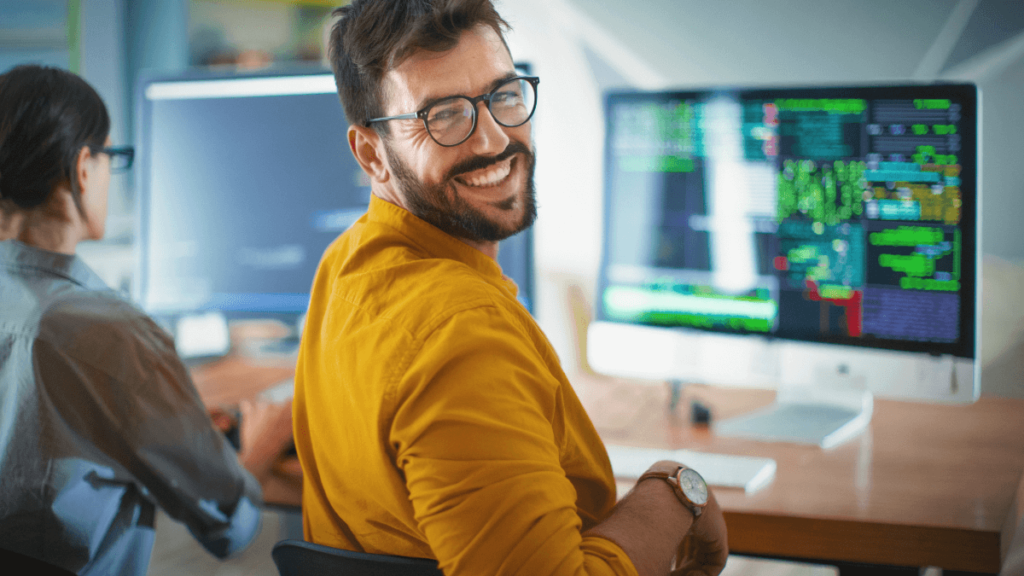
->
[445, 141, 533, 182]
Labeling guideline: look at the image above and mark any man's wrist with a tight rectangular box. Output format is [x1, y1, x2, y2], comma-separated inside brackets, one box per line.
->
[586, 475, 695, 576]
[631, 467, 696, 533]
[637, 460, 708, 520]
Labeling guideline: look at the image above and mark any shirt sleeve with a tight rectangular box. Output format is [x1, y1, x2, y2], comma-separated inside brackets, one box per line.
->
[389, 303, 638, 576]
[33, 293, 262, 558]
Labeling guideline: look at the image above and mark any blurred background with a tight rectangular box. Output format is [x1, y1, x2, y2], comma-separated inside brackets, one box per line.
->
[2, 1, 1021, 400]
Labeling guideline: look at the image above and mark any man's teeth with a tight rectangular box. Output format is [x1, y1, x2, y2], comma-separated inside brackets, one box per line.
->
[458, 159, 512, 187]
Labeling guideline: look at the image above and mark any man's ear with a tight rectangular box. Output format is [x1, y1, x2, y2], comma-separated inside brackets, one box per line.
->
[349, 125, 390, 184]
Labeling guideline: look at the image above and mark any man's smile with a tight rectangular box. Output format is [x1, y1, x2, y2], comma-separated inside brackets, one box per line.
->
[453, 155, 514, 188]
[386, 133, 535, 243]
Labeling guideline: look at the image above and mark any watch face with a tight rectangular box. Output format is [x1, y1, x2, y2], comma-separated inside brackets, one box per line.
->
[677, 468, 708, 506]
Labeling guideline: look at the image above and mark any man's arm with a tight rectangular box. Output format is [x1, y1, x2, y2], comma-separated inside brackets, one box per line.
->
[586, 464, 727, 576]
[390, 305, 726, 575]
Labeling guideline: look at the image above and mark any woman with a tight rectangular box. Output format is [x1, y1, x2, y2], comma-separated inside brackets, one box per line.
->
[0, 65, 292, 575]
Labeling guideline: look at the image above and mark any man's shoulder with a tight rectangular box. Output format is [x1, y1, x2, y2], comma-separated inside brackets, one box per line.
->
[320, 224, 522, 336]
[358, 256, 511, 326]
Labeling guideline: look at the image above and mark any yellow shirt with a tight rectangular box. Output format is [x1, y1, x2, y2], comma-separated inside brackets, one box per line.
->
[294, 196, 637, 576]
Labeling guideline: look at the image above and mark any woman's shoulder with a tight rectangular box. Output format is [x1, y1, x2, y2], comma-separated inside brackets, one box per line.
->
[42, 288, 148, 330]
[38, 288, 179, 368]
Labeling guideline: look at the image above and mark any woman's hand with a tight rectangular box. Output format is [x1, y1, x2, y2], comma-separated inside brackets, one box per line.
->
[237, 397, 294, 480]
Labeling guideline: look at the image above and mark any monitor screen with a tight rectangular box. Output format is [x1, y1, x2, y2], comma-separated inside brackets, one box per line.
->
[135, 69, 535, 317]
[590, 84, 978, 401]
[596, 84, 977, 356]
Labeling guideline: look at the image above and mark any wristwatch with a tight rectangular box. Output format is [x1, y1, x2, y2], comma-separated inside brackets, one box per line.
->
[637, 461, 709, 518]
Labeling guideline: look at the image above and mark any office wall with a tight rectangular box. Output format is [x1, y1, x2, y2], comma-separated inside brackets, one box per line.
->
[190, 1, 294, 57]
[498, 0, 1024, 397]
[0, 0, 71, 71]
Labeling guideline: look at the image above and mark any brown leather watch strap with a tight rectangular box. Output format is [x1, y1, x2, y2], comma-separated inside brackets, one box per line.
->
[637, 460, 684, 482]
[637, 461, 704, 518]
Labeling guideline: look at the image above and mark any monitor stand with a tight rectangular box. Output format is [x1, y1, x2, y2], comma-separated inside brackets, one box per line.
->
[713, 374, 874, 450]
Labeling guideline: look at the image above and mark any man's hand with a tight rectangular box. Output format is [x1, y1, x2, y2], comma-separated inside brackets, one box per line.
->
[671, 489, 728, 576]
[584, 460, 728, 576]
[237, 397, 294, 480]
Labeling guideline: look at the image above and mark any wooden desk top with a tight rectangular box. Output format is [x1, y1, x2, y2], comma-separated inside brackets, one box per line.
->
[193, 356, 1024, 572]
[191, 356, 295, 408]
[576, 373, 1024, 572]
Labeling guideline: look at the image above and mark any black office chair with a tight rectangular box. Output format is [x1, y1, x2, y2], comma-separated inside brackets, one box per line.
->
[271, 539, 444, 576]
[0, 547, 76, 575]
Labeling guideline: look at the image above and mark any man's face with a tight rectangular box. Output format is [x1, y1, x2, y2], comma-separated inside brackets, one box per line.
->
[378, 25, 536, 242]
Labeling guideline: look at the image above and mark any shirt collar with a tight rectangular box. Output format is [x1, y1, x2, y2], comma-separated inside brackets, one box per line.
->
[0, 240, 110, 291]
[366, 195, 519, 298]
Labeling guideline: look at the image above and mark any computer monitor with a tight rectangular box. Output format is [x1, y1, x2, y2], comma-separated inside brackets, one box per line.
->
[135, 68, 535, 329]
[588, 84, 979, 408]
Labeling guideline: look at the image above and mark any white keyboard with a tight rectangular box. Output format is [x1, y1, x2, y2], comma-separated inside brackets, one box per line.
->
[604, 444, 776, 494]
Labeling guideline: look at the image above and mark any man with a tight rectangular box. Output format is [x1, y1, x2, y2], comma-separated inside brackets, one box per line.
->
[292, 1, 728, 574]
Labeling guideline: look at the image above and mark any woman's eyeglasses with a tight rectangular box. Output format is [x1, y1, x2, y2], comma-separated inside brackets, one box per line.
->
[95, 146, 135, 173]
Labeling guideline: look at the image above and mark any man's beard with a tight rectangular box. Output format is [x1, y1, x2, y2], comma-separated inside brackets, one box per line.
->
[384, 139, 537, 243]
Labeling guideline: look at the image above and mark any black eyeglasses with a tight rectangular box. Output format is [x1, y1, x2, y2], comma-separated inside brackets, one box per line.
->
[94, 146, 135, 173]
[365, 76, 539, 147]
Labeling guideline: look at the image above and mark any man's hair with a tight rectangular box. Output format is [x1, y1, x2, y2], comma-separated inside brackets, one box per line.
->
[328, 0, 510, 134]
[0, 65, 109, 214]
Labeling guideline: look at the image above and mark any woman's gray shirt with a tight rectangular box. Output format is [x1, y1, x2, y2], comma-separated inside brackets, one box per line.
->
[0, 240, 262, 575]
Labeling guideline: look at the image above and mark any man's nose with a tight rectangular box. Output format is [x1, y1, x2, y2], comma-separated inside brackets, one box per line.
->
[466, 102, 511, 156]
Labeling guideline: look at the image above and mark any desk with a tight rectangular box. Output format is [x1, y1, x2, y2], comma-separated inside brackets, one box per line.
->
[192, 357, 1024, 574]
[578, 374, 1024, 574]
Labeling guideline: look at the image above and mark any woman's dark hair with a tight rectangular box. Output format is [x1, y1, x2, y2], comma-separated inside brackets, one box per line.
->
[329, 0, 510, 135]
[0, 65, 110, 213]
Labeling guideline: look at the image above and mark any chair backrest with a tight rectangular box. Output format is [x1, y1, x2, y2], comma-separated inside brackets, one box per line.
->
[0, 547, 76, 575]
[271, 539, 444, 576]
